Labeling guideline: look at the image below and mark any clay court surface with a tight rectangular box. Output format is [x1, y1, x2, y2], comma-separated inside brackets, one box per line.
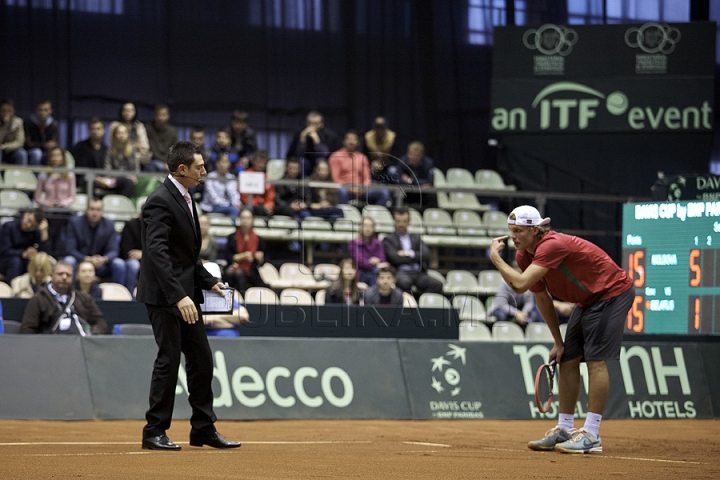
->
[0, 419, 717, 479]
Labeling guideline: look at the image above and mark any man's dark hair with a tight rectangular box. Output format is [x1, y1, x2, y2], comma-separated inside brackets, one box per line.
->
[1, 98, 14, 108]
[344, 130, 358, 140]
[377, 265, 396, 278]
[155, 104, 169, 113]
[191, 125, 205, 134]
[53, 260, 74, 273]
[252, 150, 269, 164]
[286, 157, 300, 166]
[393, 206, 409, 217]
[21, 207, 44, 224]
[87, 117, 104, 127]
[35, 99, 52, 107]
[232, 110, 248, 122]
[168, 141, 202, 172]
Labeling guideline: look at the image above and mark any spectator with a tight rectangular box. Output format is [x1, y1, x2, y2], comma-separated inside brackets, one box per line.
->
[363, 266, 404, 306]
[240, 151, 275, 217]
[71, 117, 108, 193]
[103, 123, 139, 198]
[286, 110, 341, 176]
[228, 110, 257, 170]
[308, 160, 344, 221]
[329, 131, 391, 207]
[110, 102, 150, 165]
[273, 158, 311, 220]
[34, 146, 76, 255]
[382, 207, 443, 296]
[209, 129, 240, 174]
[198, 214, 219, 263]
[145, 104, 177, 171]
[19, 261, 106, 334]
[119, 215, 142, 295]
[325, 257, 362, 305]
[24, 99, 59, 166]
[0, 208, 50, 283]
[0, 99, 28, 165]
[190, 126, 212, 167]
[399, 141, 435, 207]
[489, 278, 543, 326]
[223, 209, 268, 294]
[11, 251, 53, 298]
[364, 116, 401, 185]
[64, 198, 126, 287]
[74, 260, 103, 300]
[199, 155, 241, 218]
[349, 216, 388, 286]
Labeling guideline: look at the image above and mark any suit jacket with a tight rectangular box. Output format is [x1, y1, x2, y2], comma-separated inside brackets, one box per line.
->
[65, 215, 119, 262]
[382, 232, 431, 271]
[136, 177, 217, 306]
[362, 285, 404, 306]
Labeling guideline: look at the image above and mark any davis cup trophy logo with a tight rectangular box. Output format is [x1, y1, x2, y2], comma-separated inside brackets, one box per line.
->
[430, 344, 467, 396]
[428, 344, 484, 418]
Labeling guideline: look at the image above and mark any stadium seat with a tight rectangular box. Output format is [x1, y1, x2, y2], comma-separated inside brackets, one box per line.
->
[362, 205, 394, 233]
[432, 167, 446, 186]
[436, 191, 450, 210]
[258, 263, 281, 288]
[266, 159, 287, 180]
[475, 169, 516, 191]
[280, 288, 314, 306]
[483, 210, 509, 236]
[444, 270, 481, 295]
[208, 213, 235, 226]
[458, 320, 492, 341]
[445, 168, 475, 188]
[0, 189, 31, 216]
[492, 321, 525, 342]
[314, 289, 326, 306]
[277, 262, 320, 289]
[2, 168, 37, 191]
[0, 281, 11, 297]
[426, 269, 446, 287]
[337, 204, 362, 224]
[478, 270, 503, 295]
[244, 287, 279, 305]
[0, 319, 22, 334]
[71, 193, 88, 212]
[559, 323, 568, 340]
[113, 324, 154, 335]
[419, 292, 451, 309]
[525, 322, 554, 343]
[485, 296, 497, 323]
[135, 196, 148, 213]
[446, 192, 491, 212]
[453, 209, 486, 236]
[268, 215, 299, 230]
[314, 263, 340, 282]
[202, 261, 222, 279]
[402, 292, 418, 308]
[99, 282, 133, 301]
[452, 295, 487, 322]
[103, 194, 137, 221]
[407, 207, 424, 234]
[423, 208, 456, 235]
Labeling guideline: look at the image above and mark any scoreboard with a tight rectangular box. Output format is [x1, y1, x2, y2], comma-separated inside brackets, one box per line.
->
[622, 201, 720, 335]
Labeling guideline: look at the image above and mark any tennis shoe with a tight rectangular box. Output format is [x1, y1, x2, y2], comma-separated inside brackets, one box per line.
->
[527, 426, 574, 451]
[555, 429, 602, 454]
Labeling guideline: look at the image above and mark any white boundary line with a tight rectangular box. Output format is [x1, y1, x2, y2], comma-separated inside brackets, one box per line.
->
[0, 440, 372, 447]
[403, 441, 451, 448]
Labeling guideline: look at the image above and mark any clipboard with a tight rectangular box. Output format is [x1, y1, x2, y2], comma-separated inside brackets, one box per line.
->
[201, 286, 235, 314]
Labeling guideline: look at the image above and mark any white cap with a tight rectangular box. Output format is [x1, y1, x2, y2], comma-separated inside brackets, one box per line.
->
[507, 205, 551, 226]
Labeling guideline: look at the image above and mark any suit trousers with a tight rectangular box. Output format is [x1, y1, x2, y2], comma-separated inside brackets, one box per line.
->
[143, 304, 217, 438]
[395, 270, 443, 296]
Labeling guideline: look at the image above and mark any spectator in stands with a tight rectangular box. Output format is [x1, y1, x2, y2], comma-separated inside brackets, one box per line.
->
[103, 123, 139, 198]
[308, 160, 344, 221]
[228, 110, 257, 170]
[74, 260, 103, 300]
[190, 126, 213, 168]
[24, 99, 59, 165]
[240, 150, 275, 217]
[0, 99, 28, 165]
[364, 116, 400, 185]
[399, 141, 435, 187]
[200, 155, 241, 218]
[209, 129, 240, 174]
[286, 110, 341, 176]
[19, 261, 107, 334]
[349, 217, 388, 286]
[325, 257, 362, 305]
[71, 118, 108, 193]
[11, 251, 53, 298]
[0, 208, 50, 283]
[329, 131, 391, 207]
[489, 278, 543, 326]
[383, 206, 443, 296]
[363, 266, 403, 306]
[145, 104, 177, 171]
[64, 198, 126, 286]
[224, 208, 268, 294]
[110, 102, 150, 165]
[34, 146, 76, 255]
[198, 214, 219, 263]
[119, 214, 142, 296]
[274, 158, 311, 220]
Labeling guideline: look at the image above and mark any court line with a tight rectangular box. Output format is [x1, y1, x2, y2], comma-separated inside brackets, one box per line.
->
[403, 441, 452, 448]
[0, 440, 372, 447]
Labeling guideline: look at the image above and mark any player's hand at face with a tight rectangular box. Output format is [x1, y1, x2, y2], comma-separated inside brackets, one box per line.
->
[490, 236, 508, 257]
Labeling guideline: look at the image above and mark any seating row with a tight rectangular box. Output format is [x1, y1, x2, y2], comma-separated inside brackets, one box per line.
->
[459, 320, 567, 343]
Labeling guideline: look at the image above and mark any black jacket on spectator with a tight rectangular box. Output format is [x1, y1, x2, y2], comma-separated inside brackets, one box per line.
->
[20, 284, 107, 334]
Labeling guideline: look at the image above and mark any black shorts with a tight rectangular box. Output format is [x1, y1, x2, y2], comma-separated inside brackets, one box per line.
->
[561, 286, 635, 362]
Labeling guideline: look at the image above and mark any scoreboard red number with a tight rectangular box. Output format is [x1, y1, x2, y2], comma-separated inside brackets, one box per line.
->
[689, 249, 701, 287]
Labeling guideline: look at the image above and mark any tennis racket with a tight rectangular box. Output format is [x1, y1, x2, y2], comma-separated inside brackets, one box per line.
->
[534, 360, 556, 413]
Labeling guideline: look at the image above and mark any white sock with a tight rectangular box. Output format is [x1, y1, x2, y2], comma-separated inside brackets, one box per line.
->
[583, 412, 602, 437]
[558, 413, 574, 433]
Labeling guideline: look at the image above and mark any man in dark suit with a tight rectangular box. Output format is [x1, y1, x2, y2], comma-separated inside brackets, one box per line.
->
[137, 141, 240, 451]
[382, 207, 443, 296]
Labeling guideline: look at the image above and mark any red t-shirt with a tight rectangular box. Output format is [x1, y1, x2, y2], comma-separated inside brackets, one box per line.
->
[516, 231, 632, 308]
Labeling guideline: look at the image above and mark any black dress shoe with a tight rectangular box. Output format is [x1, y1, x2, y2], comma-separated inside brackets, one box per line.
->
[189, 431, 241, 449]
[142, 435, 181, 451]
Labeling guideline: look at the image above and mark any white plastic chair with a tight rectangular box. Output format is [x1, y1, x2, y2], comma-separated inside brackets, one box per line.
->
[525, 322, 554, 343]
[458, 320, 492, 341]
[280, 288, 314, 306]
[99, 282, 133, 301]
[244, 287, 279, 305]
[492, 321, 526, 342]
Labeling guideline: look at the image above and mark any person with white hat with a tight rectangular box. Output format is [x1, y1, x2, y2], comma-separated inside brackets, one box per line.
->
[489, 205, 634, 455]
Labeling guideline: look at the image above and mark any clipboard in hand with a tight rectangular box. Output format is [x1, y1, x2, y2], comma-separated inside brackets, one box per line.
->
[201, 286, 235, 314]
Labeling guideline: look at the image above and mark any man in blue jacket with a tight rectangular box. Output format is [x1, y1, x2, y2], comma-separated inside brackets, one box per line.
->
[63, 198, 126, 287]
[0, 208, 49, 282]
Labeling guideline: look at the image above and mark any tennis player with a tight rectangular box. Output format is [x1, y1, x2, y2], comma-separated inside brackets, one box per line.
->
[489, 206, 633, 454]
